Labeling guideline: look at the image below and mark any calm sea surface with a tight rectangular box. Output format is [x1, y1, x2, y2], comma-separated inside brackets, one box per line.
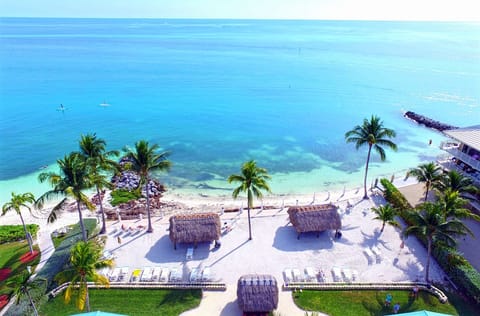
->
[0, 18, 479, 203]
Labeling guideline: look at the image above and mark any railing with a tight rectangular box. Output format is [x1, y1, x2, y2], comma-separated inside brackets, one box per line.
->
[439, 144, 480, 172]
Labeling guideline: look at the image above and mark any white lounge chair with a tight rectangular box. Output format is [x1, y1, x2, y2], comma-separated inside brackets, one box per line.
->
[342, 268, 352, 282]
[190, 268, 201, 282]
[304, 267, 317, 282]
[332, 267, 342, 282]
[151, 267, 161, 281]
[351, 269, 359, 281]
[371, 246, 382, 263]
[141, 267, 153, 282]
[118, 267, 130, 282]
[364, 248, 375, 264]
[283, 269, 293, 283]
[201, 267, 211, 282]
[318, 269, 327, 282]
[169, 268, 182, 282]
[160, 268, 170, 282]
[292, 269, 303, 282]
[109, 267, 121, 282]
[186, 247, 194, 260]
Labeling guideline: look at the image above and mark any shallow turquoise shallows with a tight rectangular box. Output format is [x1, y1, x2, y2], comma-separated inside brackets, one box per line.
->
[0, 18, 479, 202]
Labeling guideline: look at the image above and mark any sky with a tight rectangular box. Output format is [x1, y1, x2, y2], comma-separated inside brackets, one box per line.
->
[1, 0, 479, 21]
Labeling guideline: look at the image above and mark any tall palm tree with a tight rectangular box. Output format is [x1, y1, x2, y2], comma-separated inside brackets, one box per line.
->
[123, 140, 171, 233]
[408, 162, 443, 202]
[438, 189, 480, 222]
[434, 169, 478, 199]
[55, 240, 113, 312]
[404, 202, 472, 282]
[2, 192, 36, 253]
[6, 271, 46, 316]
[371, 203, 399, 233]
[79, 133, 119, 234]
[228, 160, 271, 240]
[36, 153, 94, 241]
[345, 115, 397, 199]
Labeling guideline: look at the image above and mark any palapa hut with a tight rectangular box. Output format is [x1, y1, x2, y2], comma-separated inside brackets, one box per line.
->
[237, 274, 278, 314]
[287, 204, 341, 239]
[169, 212, 221, 249]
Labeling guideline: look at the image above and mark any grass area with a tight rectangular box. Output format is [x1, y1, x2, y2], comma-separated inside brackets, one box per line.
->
[40, 288, 202, 316]
[110, 189, 141, 206]
[0, 241, 40, 296]
[0, 224, 39, 244]
[293, 289, 460, 316]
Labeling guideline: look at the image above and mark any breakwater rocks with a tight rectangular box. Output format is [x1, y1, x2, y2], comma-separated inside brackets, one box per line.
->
[404, 111, 458, 132]
[111, 170, 165, 197]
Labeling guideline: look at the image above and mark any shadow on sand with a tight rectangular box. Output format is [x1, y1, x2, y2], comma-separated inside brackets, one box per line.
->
[145, 235, 212, 264]
[272, 226, 334, 251]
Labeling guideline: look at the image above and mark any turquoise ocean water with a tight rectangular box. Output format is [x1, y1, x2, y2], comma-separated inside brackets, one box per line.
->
[0, 18, 479, 204]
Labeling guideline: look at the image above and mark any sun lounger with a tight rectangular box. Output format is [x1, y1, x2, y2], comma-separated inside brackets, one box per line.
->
[169, 268, 182, 282]
[304, 267, 317, 282]
[109, 267, 121, 282]
[201, 267, 211, 282]
[186, 247, 194, 260]
[364, 248, 375, 264]
[141, 267, 153, 282]
[332, 267, 342, 282]
[318, 269, 326, 282]
[190, 268, 201, 282]
[371, 246, 382, 263]
[351, 269, 358, 281]
[292, 269, 303, 282]
[160, 268, 170, 282]
[151, 267, 162, 281]
[118, 267, 130, 282]
[130, 269, 142, 282]
[283, 269, 293, 283]
[342, 268, 352, 282]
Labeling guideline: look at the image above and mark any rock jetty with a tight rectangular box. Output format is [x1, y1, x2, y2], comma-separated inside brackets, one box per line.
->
[404, 111, 458, 132]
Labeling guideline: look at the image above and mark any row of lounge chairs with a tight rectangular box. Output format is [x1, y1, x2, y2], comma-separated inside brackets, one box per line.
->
[102, 266, 215, 283]
[189, 267, 213, 282]
[331, 267, 358, 282]
[364, 246, 382, 264]
[283, 267, 326, 283]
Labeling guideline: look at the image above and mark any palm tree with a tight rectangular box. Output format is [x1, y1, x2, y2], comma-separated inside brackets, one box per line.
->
[371, 204, 399, 233]
[36, 152, 94, 241]
[55, 240, 113, 312]
[404, 202, 472, 282]
[434, 169, 478, 198]
[408, 162, 443, 202]
[123, 140, 171, 233]
[438, 189, 480, 222]
[228, 160, 271, 240]
[79, 133, 119, 234]
[6, 271, 46, 316]
[345, 115, 397, 199]
[2, 192, 36, 253]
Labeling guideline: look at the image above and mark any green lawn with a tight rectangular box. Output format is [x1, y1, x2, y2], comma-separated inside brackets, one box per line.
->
[293, 289, 460, 316]
[40, 288, 202, 316]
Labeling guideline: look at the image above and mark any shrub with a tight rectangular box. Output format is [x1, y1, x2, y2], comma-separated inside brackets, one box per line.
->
[380, 178, 413, 218]
[110, 189, 141, 206]
[0, 225, 39, 244]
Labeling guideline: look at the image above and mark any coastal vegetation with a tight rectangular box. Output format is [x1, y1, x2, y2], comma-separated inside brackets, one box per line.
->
[6, 271, 46, 316]
[408, 162, 443, 201]
[37, 152, 95, 241]
[54, 240, 113, 312]
[228, 160, 271, 240]
[110, 188, 142, 206]
[370, 203, 399, 233]
[1, 192, 37, 253]
[122, 140, 172, 233]
[0, 225, 39, 245]
[345, 115, 397, 199]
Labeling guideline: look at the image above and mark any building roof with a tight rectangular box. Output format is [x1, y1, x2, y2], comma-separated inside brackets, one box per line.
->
[237, 274, 279, 312]
[287, 204, 341, 234]
[444, 125, 480, 151]
[169, 212, 221, 246]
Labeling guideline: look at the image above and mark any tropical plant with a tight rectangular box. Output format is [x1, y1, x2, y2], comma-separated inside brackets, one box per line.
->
[371, 203, 399, 233]
[37, 152, 95, 241]
[54, 240, 113, 312]
[228, 160, 271, 240]
[404, 202, 472, 282]
[123, 140, 171, 233]
[6, 271, 46, 316]
[438, 189, 480, 221]
[2, 192, 36, 253]
[407, 162, 443, 202]
[434, 169, 478, 198]
[79, 133, 119, 234]
[345, 115, 397, 199]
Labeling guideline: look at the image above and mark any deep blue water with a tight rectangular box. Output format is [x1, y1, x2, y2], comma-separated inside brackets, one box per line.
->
[0, 18, 479, 199]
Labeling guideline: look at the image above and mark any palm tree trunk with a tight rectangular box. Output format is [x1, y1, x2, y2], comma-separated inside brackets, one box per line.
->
[20, 213, 34, 254]
[381, 222, 385, 233]
[424, 182, 430, 201]
[146, 179, 153, 233]
[425, 237, 432, 282]
[77, 201, 87, 242]
[363, 144, 373, 199]
[97, 186, 107, 234]
[25, 289, 39, 316]
[247, 189, 252, 240]
[85, 286, 90, 312]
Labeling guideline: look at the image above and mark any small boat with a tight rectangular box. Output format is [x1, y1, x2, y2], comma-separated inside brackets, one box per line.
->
[99, 100, 111, 107]
[56, 104, 66, 111]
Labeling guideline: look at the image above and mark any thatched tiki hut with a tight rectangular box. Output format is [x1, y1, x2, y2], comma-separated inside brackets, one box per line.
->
[287, 204, 341, 239]
[169, 212, 221, 249]
[237, 274, 278, 314]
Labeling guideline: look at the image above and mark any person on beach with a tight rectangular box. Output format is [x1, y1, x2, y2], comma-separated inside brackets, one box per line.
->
[385, 293, 392, 306]
[393, 302, 400, 313]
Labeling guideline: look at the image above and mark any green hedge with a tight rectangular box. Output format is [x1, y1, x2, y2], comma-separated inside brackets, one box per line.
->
[381, 179, 480, 304]
[0, 224, 39, 244]
[110, 189, 141, 206]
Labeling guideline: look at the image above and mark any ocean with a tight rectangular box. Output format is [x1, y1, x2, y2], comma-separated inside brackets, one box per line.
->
[0, 18, 479, 204]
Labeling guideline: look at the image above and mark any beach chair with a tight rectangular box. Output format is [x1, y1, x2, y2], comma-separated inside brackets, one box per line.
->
[331, 267, 342, 282]
[342, 268, 352, 282]
[318, 269, 327, 282]
[364, 248, 375, 264]
[371, 246, 382, 263]
[130, 269, 142, 282]
[160, 268, 170, 282]
[186, 247, 194, 260]
[304, 267, 317, 282]
[189, 268, 201, 282]
[283, 269, 293, 284]
[169, 268, 182, 282]
[351, 269, 359, 281]
[201, 267, 211, 282]
[119, 267, 130, 282]
[151, 267, 162, 282]
[292, 268, 303, 282]
[109, 267, 121, 282]
[140, 267, 153, 282]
